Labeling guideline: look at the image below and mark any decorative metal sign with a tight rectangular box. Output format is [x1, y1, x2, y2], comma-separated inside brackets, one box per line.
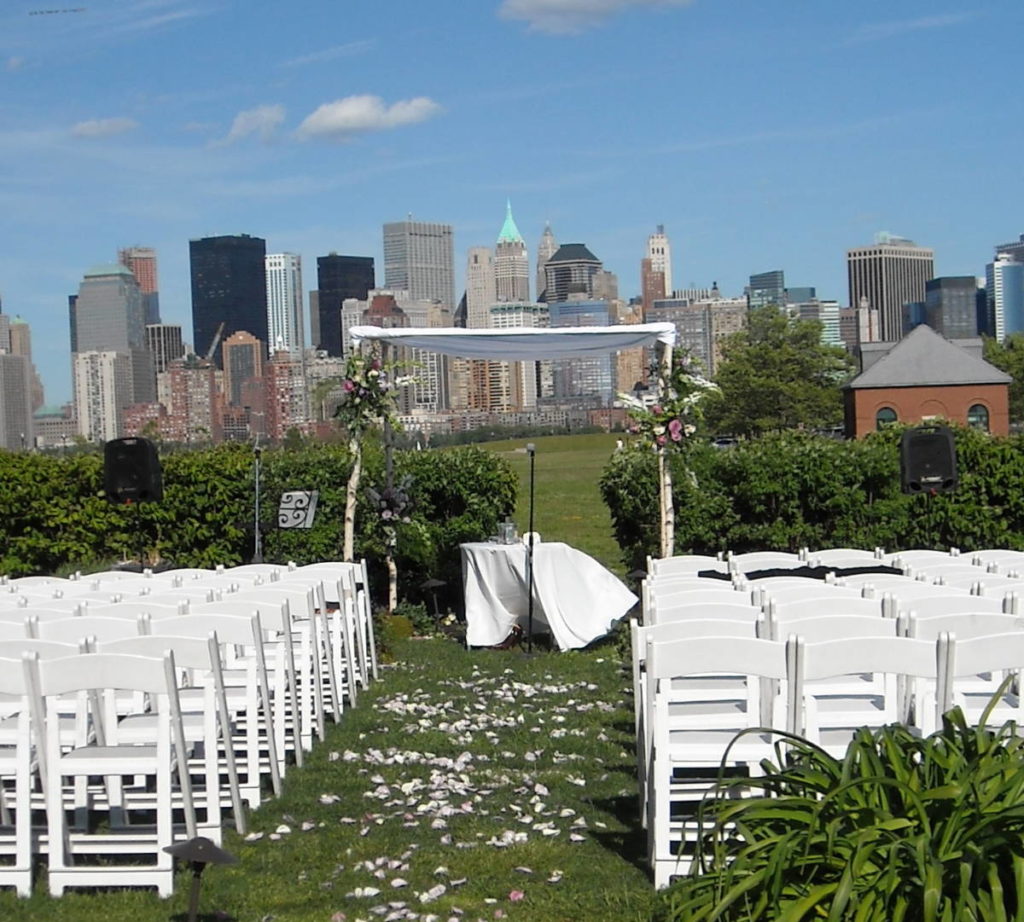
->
[278, 490, 319, 529]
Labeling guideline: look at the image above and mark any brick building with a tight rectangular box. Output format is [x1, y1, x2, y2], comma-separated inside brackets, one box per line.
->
[844, 325, 1011, 438]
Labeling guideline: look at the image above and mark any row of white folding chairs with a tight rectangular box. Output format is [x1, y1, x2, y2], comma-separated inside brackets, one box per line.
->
[643, 627, 1024, 887]
[0, 560, 377, 898]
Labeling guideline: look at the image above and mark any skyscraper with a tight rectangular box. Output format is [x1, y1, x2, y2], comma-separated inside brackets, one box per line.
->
[986, 254, 1024, 341]
[495, 201, 530, 303]
[535, 223, 558, 302]
[71, 264, 155, 408]
[924, 277, 982, 339]
[145, 323, 185, 375]
[748, 270, 785, 309]
[847, 234, 934, 342]
[645, 225, 673, 299]
[0, 311, 33, 449]
[118, 246, 161, 324]
[73, 351, 131, 442]
[464, 246, 496, 329]
[543, 244, 603, 304]
[382, 220, 455, 311]
[265, 253, 304, 355]
[315, 254, 375, 355]
[189, 234, 268, 365]
[221, 331, 265, 407]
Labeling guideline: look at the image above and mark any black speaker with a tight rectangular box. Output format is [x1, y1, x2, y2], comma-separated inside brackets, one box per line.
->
[104, 437, 163, 504]
[900, 425, 957, 494]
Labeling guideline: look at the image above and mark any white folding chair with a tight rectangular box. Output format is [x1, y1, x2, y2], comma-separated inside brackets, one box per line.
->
[645, 634, 797, 887]
[98, 634, 247, 841]
[23, 651, 195, 897]
[0, 656, 35, 896]
[945, 632, 1024, 727]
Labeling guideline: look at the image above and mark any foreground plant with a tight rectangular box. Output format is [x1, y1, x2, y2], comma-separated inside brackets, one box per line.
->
[658, 700, 1024, 922]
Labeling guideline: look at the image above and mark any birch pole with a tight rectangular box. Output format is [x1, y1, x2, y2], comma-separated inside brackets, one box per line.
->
[658, 342, 675, 559]
[381, 341, 398, 611]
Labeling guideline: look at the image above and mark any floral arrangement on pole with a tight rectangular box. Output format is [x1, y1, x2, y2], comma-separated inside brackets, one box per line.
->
[618, 354, 718, 451]
[365, 476, 414, 611]
[334, 350, 411, 562]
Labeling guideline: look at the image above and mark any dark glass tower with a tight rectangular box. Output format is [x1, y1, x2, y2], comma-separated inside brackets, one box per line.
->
[189, 234, 268, 366]
[316, 254, 375, 355]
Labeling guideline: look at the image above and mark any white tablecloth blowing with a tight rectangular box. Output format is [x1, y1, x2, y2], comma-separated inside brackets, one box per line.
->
[460, 541, 637, 650]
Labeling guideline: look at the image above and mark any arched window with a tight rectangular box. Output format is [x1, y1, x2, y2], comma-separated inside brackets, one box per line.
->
[967, 403, 990, 432]
[875, 407, 897, 430]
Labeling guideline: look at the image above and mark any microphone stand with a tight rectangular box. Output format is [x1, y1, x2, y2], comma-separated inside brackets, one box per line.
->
[526, 442, 536, 653]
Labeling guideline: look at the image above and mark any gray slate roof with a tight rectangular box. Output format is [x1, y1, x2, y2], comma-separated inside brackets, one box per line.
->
[547, 243, 599, 263]
[847, 324, 1011, 389]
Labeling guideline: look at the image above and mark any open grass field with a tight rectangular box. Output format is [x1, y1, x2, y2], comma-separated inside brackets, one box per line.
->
[0, 635, 657, 922]
[482, 433, 624, 575]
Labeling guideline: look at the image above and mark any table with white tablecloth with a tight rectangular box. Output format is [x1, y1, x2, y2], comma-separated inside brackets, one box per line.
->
[460, 541, 638, 650]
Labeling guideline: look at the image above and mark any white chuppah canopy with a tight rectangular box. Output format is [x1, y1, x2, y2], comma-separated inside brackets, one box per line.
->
[350, 322, 679, 558]
[348, 323, 676, 361]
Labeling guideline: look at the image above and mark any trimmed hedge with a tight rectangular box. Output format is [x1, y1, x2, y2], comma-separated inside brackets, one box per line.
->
[0, 443, 517, 611]
[600, 426, 1024, 571]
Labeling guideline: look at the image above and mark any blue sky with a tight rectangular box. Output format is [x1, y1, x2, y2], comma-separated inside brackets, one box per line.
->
[2, 0, 1021, 404]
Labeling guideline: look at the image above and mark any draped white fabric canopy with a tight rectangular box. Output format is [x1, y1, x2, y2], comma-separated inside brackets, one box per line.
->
[350, 320, 678, 558]
[349, 323, 676, 360]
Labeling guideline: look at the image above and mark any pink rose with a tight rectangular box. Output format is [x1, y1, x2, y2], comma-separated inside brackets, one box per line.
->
[343, 379, 355, 392]
[652, 405, 663, 415]
[668, 419, 683, 441]
[656, 435, 667, 447]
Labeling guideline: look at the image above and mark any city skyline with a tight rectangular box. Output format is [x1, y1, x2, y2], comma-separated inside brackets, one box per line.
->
[2, 1, 1023, 404]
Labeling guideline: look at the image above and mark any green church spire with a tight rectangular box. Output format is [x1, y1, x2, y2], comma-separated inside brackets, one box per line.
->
[497, 199, 524, 244]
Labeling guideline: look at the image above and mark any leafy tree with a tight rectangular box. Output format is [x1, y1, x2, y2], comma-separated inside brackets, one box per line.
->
[982, 333, 1024, 425]
[704, 307, 854, 437]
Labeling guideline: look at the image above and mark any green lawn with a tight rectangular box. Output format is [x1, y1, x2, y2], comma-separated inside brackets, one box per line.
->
[0, 635, 657, 922]
[483, 433, 625, 575]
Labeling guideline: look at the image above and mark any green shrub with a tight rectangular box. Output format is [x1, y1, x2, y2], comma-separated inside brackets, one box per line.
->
[0, 444, 516, 614]
[601, 426, 1024, 568]
[657, 701, 1024, 921]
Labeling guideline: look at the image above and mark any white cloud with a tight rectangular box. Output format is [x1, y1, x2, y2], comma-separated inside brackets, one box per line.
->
[6, 57, 25, 72]
[498, 0, 692, 34]
[70, 117, 139, 139]
[216, 104, 286, 146]
[296, 94, 442, 141]
[847, 13, 974, 44]
[281, 40, 375, 68]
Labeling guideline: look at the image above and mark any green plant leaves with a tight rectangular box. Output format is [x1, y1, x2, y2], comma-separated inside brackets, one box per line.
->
[656, 710, 1024, 922]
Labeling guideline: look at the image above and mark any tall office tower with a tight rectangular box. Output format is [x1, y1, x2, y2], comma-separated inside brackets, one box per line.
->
[543, 244, 603, 304]
[924, 277, 982, 339]
[465, 246, 496, 329]
[8, 316, 44, 411]
[495, 201, 530, 303]
[382, 219, 455, 311]
[0, 351, 33, 449]
[644, 225, 673, 304]
[72, 264, 155, 409]
[145, 323, 185, 375]
[748, 270, 785, 309]
[535, 223, 558, 302]
[316, 253, 375, 355]
[641, 258, 665, 318]
[265, 253, 304, 355]
[986, 253, 1024, 341]
[73, 351, 131, 442]
[846, 233, 934, 342]
[264, 350, 308, 442]
[592, 269, 619, 303]
[994, 234, 1024, 264]
[118, 246, 161, 324]
[189, 234, 268, 366]
[221, 331, 265, 407]
[786, 286, 816, 304]
[304, 350, 347, 422]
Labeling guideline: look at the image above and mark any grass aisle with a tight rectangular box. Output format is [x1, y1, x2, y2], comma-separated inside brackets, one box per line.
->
[0, 634, 656, 922]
